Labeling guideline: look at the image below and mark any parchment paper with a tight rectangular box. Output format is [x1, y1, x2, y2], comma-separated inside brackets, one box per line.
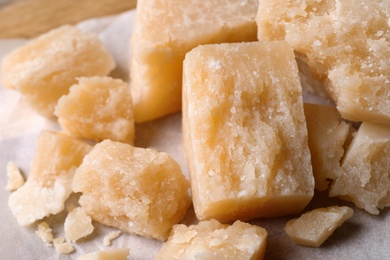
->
[0, 10, 389, 260]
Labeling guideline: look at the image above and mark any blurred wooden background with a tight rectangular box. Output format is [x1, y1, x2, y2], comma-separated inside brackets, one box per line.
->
[0, 0, 137, 38]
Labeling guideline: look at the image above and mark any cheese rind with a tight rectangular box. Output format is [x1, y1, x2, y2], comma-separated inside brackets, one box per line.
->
[130, 0, 259, 123]
[155, 219, 267, 260]
[55, 76, 135, 144]
[285, 206, 354, 247]
[1, 25, 115, 117]
[72, 140, 191, 241]
[256, 0, 390, 124]
[183, 42, 314, 222]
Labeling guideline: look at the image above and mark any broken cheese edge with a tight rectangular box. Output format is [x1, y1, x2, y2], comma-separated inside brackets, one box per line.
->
[284, 206, 354, 247]
[5, 161, 25, 192]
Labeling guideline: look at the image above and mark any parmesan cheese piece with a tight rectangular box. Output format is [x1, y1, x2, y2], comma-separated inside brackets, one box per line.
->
[8, 131, 92, 226]
[5, 161, 25, 191]
[284, 206, 354, 247]
[53, 237, 75, 255]
[78, 249, 129, 260]
[130, 0, 259, 123]
[36, 221, 54, 246]
[72, 140, 191, 241]
[304, 103, 353, 191]
[103, 231, 121, 246]
[64, 207, 94, 242]
[155, 219, 267, 260]
[330, 122, 390, 214]
[183, 42, 314, 222]
[0, 25, 115, 117]
[55, 76, 135, 144]
[256, 0, 390, 124]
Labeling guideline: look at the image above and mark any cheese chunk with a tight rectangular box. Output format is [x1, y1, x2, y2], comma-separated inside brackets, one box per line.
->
[55, 76, 135, 144]
[155, 219, 267, 260]
[78, 249, 129, 260]
[257, 0, 390, 124]
[285, 206, 354, 247]
[5, 161, 25, 191]
[8, 131, 92, 226]
[183, 42, 314, 222]
[130, 0, 259, 123]
[36, 221, 54, 245]
[64, 207, 94, 242]
[72, 140, 191, 241]
[53, 238, 75, 254]
[330, 122, 390, 214]
[304, 103, 353, 191]
[1, 25, 115, 117]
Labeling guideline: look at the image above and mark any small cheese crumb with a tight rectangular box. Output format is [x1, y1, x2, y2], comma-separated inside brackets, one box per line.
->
[35, 221, 54, 245]
[53, 237, 75, 254]
[5, 161, 25, 191]
[103, 230, 122, 246]
[64, 207, 94, 242]
[78, 248, 129, 260]
[284, 206, 354, 247]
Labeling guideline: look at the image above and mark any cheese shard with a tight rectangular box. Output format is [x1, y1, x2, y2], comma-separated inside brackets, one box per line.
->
[64, 207, 94, 242]
[284, 206, 354, 247]
[55, 76, 135, 144]
[36, 221, 54, 245]
[183, 42, 314, 222]
[53, 238, 75, 254]
[8, 131, 92, 226]
[330, 122, 390, 214]
[5, 161, 25, 191]
[72, 140, 191, 241]
[256, 0, 390, 124]
[0, 25, 115, 117]
[103, 230, 121, 246]
[130, 0, 259, 123]
[155, 219, 267, 260]
[78, 249, 129, 260]
[304, 103, 353, 191]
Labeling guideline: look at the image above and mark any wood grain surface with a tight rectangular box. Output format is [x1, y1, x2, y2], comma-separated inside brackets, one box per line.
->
[0, 0, 137, 38]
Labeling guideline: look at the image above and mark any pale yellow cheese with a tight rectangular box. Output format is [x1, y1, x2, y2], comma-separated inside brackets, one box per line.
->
[183, 41, 314, 222]
[55, 76, 135, 144]
[1, 25, 115, 117]
[155, 219, 267, 260]
[304, 103, 353, 191]
[53, 237, 75, 254]
[257, 0, 390, 124]
[330, 122, 390, 214]
[285, 206, 353, 247]
[36, 221, 54, 246]
[103, 230, 121, 246]
[72, 140, 191, 241]
[78, 249, 129, 260]
[64, 207, 94, 242]
[8, 131, 92, 226]
[5, 161, 25, 192]
[130, 0, 259, 123]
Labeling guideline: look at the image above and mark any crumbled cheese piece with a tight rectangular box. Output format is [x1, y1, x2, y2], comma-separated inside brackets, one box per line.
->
[284, 206, 354, 247]
[103, 230, 122, 246]
[36, 221, 54, 245]
[5, 161, 25, 191]
[53, 237, 75, 254]
[78, 249, 129, 260]
[64, 207, 94, 242]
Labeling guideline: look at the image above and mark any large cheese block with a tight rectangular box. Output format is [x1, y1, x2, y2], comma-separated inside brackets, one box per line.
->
[130, 0, 259, 123]
[183, 41, 314, 222]
[256, 0, 390, 124]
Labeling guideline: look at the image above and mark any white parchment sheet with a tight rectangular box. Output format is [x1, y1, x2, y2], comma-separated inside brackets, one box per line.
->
[0, 10, 389, 260]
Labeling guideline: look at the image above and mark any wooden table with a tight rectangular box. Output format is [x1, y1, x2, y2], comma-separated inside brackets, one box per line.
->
[0, 0, 137, 38]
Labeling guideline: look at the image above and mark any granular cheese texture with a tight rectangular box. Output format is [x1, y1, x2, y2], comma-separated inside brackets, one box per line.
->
[0, 25, 115, 117]
[257, 0, 390, 124]
[330, 122, 390, 214]
[103, 230, 122, 246]
[183, 42, 314, 222]
[284, 206, 354, 247]
[64, 207, 94, 242]
[5, 161, 25, 191]
[36, 221, 54, 245]
[72, 140, 191, 241]
[78, 249, 129, 260]
[155, 219, 267, 260]
[304, 103, 353, 191]
[53, 237, 75, 254]
[55, 76, 135, 144]
[130, 0, 259, 123]
[8, 131, 92, 226]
